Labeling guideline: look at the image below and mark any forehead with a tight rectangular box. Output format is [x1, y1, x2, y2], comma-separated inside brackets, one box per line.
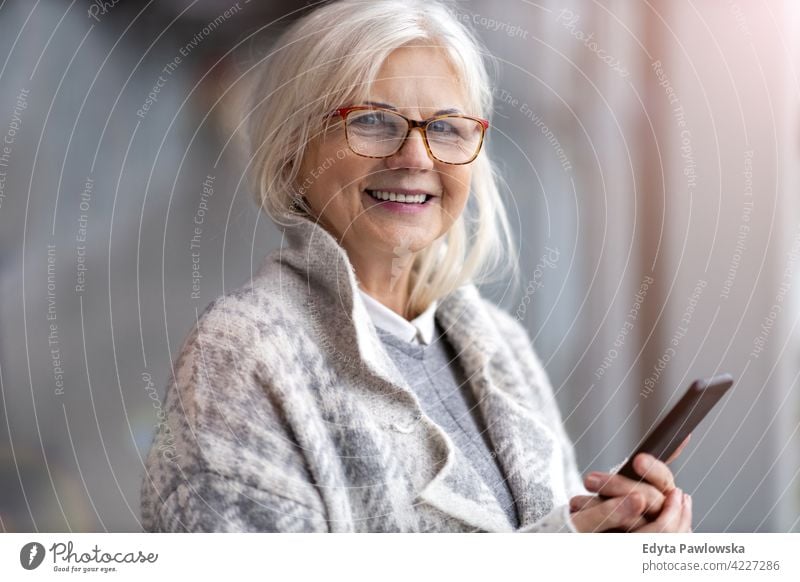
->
[365, 44, 468, 115]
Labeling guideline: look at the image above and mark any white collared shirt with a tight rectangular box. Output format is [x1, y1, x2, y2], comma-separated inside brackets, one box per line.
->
[357, 288, 438, 345]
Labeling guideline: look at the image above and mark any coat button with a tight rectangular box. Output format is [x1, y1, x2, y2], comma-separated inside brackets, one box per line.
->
[391, 414, 421, 433]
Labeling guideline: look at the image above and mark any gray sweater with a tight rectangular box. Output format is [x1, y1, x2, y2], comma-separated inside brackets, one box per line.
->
[376, 323, 520, 528]
[140, 215, 587, 532]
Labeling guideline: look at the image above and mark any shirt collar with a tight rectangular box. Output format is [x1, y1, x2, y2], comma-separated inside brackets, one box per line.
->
[358, 288, 438, 345]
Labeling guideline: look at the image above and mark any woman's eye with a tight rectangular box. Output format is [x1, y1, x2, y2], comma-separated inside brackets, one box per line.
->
[429, 120, 456, 134]
[352, 113, 383, 125]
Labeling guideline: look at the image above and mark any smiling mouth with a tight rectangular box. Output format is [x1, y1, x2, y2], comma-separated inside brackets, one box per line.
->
[364, 189, 434, 205]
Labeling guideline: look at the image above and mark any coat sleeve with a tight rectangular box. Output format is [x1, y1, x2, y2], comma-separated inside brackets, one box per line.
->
[140, 297, 330, 532]
[481, 300, 589, 533]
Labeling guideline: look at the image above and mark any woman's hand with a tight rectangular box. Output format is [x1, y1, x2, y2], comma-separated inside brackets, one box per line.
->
[632, 488, 692, 533]
[568, 435, 693, 532]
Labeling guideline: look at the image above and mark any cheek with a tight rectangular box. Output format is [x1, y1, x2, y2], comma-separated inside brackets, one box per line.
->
[302, 151, 365, 207]
[317, 140, 374, 187]
[442, 169, 472, 209]
[334, 157, 373, 193]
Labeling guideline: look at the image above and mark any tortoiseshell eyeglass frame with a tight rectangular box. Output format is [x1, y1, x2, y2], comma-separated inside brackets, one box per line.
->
[325, 105, 490, 165]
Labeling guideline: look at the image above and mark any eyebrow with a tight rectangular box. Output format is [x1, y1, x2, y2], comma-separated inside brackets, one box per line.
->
[363, 100, 463, 116]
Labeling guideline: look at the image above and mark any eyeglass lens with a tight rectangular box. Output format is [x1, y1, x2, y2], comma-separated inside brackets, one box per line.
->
[345, 109, 483, 163]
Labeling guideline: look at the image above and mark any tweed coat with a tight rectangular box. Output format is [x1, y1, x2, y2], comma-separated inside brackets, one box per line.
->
[140, 215, 588, 532]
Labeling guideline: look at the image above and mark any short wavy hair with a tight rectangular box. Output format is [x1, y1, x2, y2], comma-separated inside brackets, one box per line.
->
[244, 0, 519, 314]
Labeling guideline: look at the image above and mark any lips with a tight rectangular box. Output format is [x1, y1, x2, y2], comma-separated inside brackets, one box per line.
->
[361, 189, 436, 213]
[365, 187, 439, 199]
[366, 189, 430, 204]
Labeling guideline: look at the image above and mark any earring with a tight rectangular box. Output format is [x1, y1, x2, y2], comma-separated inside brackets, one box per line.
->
[289, 194, 303, 213]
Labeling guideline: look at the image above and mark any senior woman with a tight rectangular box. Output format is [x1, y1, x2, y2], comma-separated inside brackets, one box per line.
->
[140, 0, 691, 533]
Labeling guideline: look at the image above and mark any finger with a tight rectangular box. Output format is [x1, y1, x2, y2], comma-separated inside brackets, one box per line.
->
[570, 494, 645, 532]
[585, 472, 666, 517]
[602, 495, 651, 532]
[606, 508, 652, 533]
[569, 495, 600, 513]
[635, 488, 684, 533]
[677, 492, 693, 532]
[665, 434, 691, 464]
[633, 454, 676, 493]
[620, 513, 650, 533]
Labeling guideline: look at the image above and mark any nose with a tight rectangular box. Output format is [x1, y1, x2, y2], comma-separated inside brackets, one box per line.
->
[384, 127, 435, 170]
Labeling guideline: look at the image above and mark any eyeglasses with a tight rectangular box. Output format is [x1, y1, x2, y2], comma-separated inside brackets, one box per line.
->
[326, 105, 489, 165]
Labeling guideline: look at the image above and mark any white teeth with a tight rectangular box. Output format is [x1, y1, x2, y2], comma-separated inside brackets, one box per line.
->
[367, 190, 428, 204]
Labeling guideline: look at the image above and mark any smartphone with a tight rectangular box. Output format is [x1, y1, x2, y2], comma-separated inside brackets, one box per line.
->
[615, 373, 734, 481]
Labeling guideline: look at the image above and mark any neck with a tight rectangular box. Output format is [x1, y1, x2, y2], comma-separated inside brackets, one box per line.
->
[349, 251, 418, 320]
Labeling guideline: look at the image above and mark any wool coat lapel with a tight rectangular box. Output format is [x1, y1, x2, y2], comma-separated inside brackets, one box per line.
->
[435, 285, 567, 530]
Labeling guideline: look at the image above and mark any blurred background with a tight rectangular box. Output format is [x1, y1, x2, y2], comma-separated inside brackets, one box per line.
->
[0, 0, 798, 532]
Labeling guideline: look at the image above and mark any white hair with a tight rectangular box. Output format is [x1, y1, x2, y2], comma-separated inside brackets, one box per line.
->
[244, 0, 519, 314]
